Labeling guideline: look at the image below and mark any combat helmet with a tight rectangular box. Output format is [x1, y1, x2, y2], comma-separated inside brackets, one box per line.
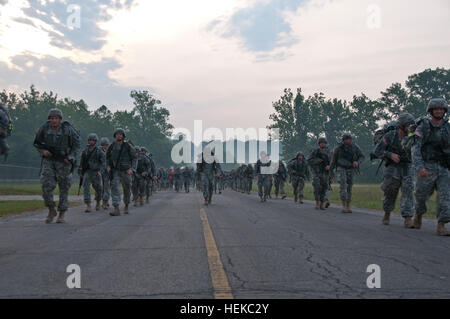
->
[342, 133, 352, 140]
[113, 128, 126, 138]
[48, 108, 63, 119]
[427, 98, 448, 113]
[397, 113, 415, 127]
[87, 133, 98, 142]
[100, 137, 110, 146]
[318, 137, 327, 145]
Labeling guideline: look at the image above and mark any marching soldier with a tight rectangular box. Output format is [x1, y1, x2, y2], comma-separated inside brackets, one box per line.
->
[330, 133, 365, 213]
[410, 98, 450, 236]
[183, 166, 193, 193]
[132, 146, 150, 206]
[374, 113, 416, 227]
[80, 133, 105, 213]
[106, 128, 137, 216]
[100, 137, 111, 209]
[255, 151, 272, 202]
[197, 147, 222, 205]
[274, 161, 288, 199]
[288, 152, 310, 204]
[307, 138, 331, 210]
[34, 108, 80, 224]
[245, 164, 254, 194]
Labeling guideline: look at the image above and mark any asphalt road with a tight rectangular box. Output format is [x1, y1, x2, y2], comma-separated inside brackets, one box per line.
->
[0, 188, 449, 299]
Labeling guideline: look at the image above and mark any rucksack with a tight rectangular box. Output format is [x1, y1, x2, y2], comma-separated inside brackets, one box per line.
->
[373, 121, 398, 146]
[401, 116, 430, 160]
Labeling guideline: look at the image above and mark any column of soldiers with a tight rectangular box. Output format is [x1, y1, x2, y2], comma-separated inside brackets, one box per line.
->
[31, 98, 450, 236]
[33, 109, 170, 222]
[223, 98, 449, 236]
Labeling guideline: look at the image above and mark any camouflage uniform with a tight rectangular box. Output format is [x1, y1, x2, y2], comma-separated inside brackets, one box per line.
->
[100, 138, 111, 207]
[197, 151, 222, 205]
[106, 133, 137, 212]
[34, 109, 80, 223]
[287, 152, 310, 203]
[255, 157, 272, 201]
[330, 135, 365, 212]
[410, 99, 450, 235]
[174, 167, 182, 192]
[374, 114, 415, 225]
[80, 136, 105, 210]
[245, 164, 254, 194]
[132, 148, 151, 205]
[307, 140, 331, 209]
[274, 161, 288, 198]
[183, 167, 193, 193]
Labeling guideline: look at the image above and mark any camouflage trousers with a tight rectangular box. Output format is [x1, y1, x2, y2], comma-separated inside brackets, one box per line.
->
[274, 176, 286, 196]
[312, 172, 329, 202]
[145, 178, 152, 198]
[291, 176, 306, 198]
[111, 170, 132, 207]
[337, 167, 354, 202]
[414, 163, 450, 223]
[257, 174, 271, 198]
[184, 180, 191, 192]
[0, 137, 9, 157]
[83, 170, 103, 204]
[40, 158, 72, 212]
[101, 170, 110, 202]
[201, 173, 214, 200]
[174, 178, 182, 191]
[214, 179, 223, 192]
[247, 178, 253, 193]
[381, 165, 414, 217]
[132, 176, 146, 200]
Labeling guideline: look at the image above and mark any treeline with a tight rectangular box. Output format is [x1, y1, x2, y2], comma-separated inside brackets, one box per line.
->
[0, 86, 175, 169]
[268, 68, 450, 183]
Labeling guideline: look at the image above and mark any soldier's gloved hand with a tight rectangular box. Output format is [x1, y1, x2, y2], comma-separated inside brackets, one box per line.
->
[390, 153, 400, 164]
[42, 150, 52, 157]
[419, 168, 428, 178]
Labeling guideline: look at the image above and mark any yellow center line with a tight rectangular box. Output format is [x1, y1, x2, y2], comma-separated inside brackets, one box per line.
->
[198, 196, 233, 299]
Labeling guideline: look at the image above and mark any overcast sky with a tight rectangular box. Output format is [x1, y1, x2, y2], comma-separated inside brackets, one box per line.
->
[0, 0, 449, 135]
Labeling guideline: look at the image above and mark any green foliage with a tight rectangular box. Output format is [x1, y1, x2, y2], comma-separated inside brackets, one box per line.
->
[1, 86, 174, 168]
[268, 67, 449, 183]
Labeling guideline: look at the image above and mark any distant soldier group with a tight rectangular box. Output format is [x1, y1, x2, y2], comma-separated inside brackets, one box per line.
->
[31, 97, 450, 236]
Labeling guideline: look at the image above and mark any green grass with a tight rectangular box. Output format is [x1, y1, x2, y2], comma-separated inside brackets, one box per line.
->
[0, 200, 81, 217]
[252, 183, 438, 219]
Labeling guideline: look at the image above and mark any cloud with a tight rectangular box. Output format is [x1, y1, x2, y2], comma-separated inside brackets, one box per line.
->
[19, 0, 136, 51]
[0, 53, 152, 109]
[208, 0, 307, 53]
[1, 0, 450, 137]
